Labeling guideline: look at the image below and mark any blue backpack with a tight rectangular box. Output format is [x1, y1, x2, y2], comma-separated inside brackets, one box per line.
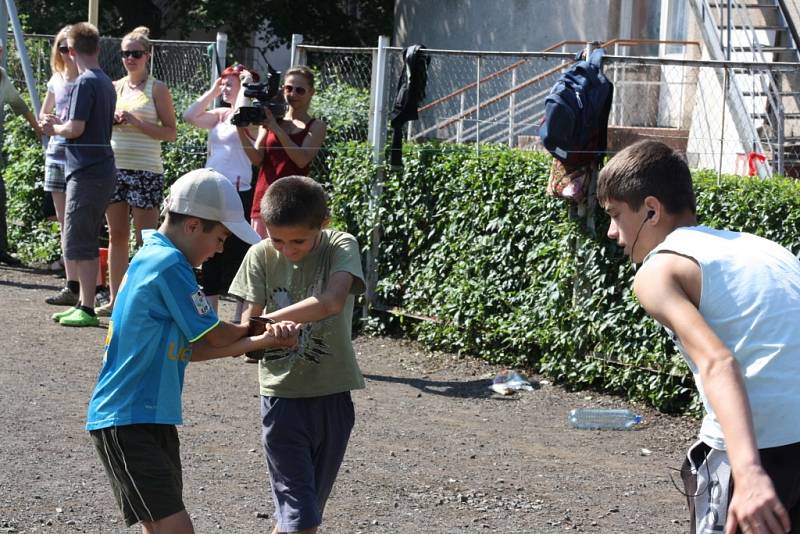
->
[539, 48, 613, 169]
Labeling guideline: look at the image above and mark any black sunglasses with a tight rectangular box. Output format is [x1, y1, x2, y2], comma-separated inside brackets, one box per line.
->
[121, 50, 146, 59]
[283, 84, 307, 96]
[58, 46, 69, 54]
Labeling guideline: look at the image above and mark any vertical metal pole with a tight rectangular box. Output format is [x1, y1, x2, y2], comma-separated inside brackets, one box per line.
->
[371, 36, 389, 163]
[365, 36, 390, 314]
[88, 0, 99, 27]
[0, 0, 7, 143]
[290, 33, 304, 67]
[726, 0, 732, 60]
[777, 105, 785, 176]
[475, 55, 481, 153]
[718, 67, 729, 184]
[611, 43, 619, 125]
[457, 92, 465, 143]
[6, 0, 41, 115]
[508, 67, 516, 147]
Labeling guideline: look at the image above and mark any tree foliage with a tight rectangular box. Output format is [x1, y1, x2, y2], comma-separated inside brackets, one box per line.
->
[16, 0, 394, 49]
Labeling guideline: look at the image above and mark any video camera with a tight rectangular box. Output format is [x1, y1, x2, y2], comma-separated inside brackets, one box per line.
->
[231, 64, 288, 127]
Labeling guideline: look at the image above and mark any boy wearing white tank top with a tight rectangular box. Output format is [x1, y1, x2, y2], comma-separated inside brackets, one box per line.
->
[598, 140, 800, 534]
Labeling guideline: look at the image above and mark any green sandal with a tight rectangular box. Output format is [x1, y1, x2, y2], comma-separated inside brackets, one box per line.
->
[59, 308, 100, 327]
[52, 306, 77, 322]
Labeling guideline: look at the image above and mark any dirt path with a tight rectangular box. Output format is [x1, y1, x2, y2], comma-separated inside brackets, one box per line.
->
[0, 264, 698, 533]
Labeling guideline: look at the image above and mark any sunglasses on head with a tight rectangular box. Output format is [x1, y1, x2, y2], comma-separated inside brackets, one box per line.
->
[58, 45, 69, 54]
[283, 84, 307, 96]
[121, 50, 146, 59]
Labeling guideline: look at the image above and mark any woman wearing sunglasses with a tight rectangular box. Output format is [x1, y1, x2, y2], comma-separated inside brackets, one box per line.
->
[237, 65, 327, 238]
[39, 26, 83, 305]
[182, 63, 259, 315]
[103, 26, 177, 316]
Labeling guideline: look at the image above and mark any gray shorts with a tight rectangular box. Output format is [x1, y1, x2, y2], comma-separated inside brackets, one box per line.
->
[261, 392, 355, 532]
[44, 162, 67, 193]
[63, 161, 115, 260]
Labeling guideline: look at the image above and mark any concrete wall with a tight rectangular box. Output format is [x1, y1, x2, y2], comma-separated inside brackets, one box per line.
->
[393, 0, 615, 51]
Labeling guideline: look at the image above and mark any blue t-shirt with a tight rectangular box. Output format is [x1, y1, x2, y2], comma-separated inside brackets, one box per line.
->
[65, 68, 115, 176]
[86, 230, 219, 430]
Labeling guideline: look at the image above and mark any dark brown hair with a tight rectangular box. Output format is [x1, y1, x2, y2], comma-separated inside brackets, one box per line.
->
[261, 176, 329, 228]
[166, 212, 221, 232]
[598, 140, 696, 214]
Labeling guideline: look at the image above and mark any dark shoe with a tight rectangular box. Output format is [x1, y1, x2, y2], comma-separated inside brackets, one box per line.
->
[45, 286, 79, 306]
[0, 251, 22, 266]
[95, 288, 111, 309]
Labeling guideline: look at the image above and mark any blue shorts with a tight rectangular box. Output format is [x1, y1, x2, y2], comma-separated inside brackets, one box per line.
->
[260, 392, 355, 532]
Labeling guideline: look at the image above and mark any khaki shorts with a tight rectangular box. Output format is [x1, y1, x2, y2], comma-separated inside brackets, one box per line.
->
[90, 424, 185, 527]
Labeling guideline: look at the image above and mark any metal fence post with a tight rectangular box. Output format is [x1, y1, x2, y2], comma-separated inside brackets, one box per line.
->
[0, 0, 7, 147]
[778, 105, 785, 176]
[365, 35, 390, 313]
[5, 0, 40, 115]
[718, 66, 729, 184]
[508, 67, 516, 147]
[475, 55, 481, 152]
[290, 34, 305, 67]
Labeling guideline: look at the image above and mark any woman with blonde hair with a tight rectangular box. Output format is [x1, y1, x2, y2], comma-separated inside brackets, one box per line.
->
[41, 25, 84, 306]
[102, 26, 176, 316]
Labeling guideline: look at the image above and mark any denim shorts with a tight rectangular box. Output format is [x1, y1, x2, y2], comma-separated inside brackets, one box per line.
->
[261, 392, 355, 532]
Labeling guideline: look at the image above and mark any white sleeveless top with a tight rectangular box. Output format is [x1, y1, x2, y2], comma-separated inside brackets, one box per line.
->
[647, 225, 800, 450]
[206, 113, 252, 191]
[111, 77, 164, 174]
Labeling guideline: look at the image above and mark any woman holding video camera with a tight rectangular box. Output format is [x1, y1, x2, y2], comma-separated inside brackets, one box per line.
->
[182, 63, 259, 315]
[237, 65, 327, 238]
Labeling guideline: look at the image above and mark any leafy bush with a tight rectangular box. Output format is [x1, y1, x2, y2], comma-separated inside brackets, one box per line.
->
[2, 105, 208, 264]
[325, 142, 800, 414]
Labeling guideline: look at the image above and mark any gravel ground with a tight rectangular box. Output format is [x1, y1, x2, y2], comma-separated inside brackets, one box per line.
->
[0, 264, 699, 533]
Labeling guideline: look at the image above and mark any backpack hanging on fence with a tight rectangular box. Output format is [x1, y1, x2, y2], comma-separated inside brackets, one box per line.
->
[390, 44, 430, 166]
[539, 48, 613, 202]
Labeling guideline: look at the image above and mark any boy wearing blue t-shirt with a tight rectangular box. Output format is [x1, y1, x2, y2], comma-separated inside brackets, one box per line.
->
[86, 168, 301, 532]
[229, 176, 365, 534]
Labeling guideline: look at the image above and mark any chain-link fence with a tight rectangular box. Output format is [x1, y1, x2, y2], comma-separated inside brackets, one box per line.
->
[297, 39, 800, 178]
[4, 34, 214, 110]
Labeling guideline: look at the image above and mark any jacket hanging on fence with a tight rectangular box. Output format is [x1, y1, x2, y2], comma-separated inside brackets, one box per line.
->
[390, 45, 430, 166]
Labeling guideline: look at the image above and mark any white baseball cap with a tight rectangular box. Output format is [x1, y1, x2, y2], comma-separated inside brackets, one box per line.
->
[164, 168, 261, 245]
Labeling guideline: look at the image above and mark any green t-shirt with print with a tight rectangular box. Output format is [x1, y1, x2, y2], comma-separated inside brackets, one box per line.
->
[229, 229, 366, 398]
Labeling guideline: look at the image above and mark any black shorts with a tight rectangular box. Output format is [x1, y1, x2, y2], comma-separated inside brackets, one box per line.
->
[681, 440, 800, 534]
[199, 188, 253, 296]
[90, 424, 185, 527]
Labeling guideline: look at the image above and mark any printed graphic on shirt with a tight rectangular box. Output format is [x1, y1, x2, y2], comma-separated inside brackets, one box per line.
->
[262, 286, 330, 367]
[191, 289, 211, 316]
[102, 320, 113, 363]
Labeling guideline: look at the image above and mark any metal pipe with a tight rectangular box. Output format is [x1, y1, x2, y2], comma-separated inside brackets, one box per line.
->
[5, 0, 40, 115]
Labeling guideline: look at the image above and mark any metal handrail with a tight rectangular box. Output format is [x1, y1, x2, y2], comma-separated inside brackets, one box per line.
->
[413, 39, 701, 141]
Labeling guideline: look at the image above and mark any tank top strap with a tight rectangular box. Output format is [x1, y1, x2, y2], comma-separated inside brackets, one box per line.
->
[144, 77, 156, 98]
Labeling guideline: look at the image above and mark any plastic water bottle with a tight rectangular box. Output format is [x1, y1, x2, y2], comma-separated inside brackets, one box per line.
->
[568, 408, 642, 430]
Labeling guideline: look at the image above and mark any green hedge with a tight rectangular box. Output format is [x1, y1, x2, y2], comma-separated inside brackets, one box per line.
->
[324, 142, 800, 414]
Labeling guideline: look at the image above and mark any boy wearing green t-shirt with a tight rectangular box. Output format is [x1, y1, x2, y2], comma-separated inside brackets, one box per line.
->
[229, 175, 365, 534]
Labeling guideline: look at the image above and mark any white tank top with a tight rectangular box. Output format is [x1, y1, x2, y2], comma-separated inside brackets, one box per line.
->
[647, 225, 800, 450]
[206, 113, 252, 191]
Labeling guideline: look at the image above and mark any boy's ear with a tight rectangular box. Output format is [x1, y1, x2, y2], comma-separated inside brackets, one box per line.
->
[184, 216, 201, 234]
[321, 216, 331, 229]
